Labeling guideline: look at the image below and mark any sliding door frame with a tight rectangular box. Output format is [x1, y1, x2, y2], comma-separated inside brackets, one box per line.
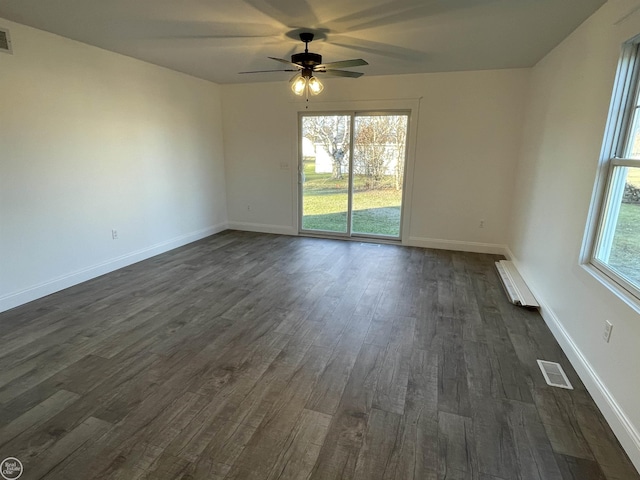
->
[298, 109, 411, 241]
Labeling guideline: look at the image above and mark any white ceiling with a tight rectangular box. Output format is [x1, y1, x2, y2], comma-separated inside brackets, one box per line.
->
[0, 0, 605, 84]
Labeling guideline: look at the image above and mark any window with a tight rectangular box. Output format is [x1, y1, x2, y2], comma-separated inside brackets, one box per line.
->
[590, 41, 640, 300]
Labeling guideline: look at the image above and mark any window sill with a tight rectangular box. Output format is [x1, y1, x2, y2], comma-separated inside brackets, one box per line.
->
[581, 262, 640, 315]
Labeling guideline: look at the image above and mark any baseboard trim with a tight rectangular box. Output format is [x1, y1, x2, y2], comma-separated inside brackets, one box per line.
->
[227, 221, 297, 236]
[405, 236, 509, 256]
[509, 254, 640, 473]
[0, 222, 228, 314]
[504, 247, 516, 261]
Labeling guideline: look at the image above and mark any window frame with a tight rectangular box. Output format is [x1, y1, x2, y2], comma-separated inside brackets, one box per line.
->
[586, 39, 640, 304]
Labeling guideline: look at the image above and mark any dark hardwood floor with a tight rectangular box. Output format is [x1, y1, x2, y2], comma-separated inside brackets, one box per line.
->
[0, 230, 637, 480]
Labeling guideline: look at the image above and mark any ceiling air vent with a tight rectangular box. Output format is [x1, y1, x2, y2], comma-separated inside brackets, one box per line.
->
[0, 28, 13, 54]
[537, 360, 573, 389]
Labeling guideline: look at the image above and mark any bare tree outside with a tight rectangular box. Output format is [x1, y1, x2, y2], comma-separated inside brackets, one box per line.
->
[302, 116, 350, 179]
[353, 115, 406, 190]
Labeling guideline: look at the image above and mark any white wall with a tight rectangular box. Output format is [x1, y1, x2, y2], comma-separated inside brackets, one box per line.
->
[509, 0, 640, 469]
[222, 69, 529, 252]
[0, 19, 228, 312]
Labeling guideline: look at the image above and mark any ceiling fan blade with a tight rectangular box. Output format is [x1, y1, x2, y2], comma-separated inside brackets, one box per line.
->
[269, 57, 302, 68]
[316, 59, 369, 70]
[318, 70, 364, 78]
[239, 69, 299, 74]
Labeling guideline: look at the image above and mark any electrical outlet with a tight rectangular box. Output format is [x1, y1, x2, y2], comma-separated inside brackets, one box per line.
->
[111, 229, 118, 240]
[603, 320, 613, 343]
[479, 219, 485, 229]
[247, 205, 251, 211]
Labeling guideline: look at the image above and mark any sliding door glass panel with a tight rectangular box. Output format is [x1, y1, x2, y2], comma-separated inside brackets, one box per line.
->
[301, 115, 351, 233]
[351, 114, 408, 237]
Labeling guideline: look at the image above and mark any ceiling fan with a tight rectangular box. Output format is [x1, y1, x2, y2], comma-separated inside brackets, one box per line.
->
[239, 32, 368, 97]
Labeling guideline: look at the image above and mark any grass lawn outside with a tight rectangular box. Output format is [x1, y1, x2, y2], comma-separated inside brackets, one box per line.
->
[609, 202, 640, 285]
[301, 160, 403, 236]
[302, 190, 402, 236]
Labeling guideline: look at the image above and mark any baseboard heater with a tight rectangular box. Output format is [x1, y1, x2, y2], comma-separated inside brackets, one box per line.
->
[495, 260, 539, 307]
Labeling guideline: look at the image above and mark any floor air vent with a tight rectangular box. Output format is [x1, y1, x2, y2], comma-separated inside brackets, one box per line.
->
[495, 260, 539, 307]
[537, 360, 573, 389]
[0, 28, 12, 54]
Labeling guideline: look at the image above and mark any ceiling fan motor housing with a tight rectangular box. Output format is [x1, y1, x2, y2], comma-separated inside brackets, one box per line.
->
[291, 52, 322, 69]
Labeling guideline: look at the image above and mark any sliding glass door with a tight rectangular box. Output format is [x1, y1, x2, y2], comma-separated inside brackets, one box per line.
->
[299, 112, 409, 239]
[300, 115, 351, 234]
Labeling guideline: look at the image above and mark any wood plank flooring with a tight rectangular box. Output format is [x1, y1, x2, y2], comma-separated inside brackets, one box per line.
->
[0, 230, 638, 480]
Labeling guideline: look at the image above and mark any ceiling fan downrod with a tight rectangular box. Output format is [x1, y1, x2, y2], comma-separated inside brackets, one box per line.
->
[300, 32, 314, 53]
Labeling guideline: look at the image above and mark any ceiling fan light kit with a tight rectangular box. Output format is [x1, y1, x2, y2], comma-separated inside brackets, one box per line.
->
[291, 75, 307, 95]
[291, 69, 324, 96]
[240, 32, 367, 99]
[307, 76, 324, 95]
